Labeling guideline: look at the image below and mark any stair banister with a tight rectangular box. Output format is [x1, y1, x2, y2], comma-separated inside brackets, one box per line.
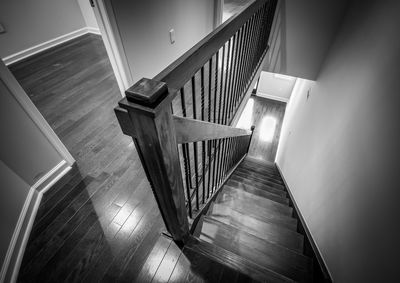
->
[114, 0, 278, 245]
[116, 78, 190, 245]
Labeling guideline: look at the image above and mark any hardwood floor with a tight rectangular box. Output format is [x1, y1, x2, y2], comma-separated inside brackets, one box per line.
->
[240, 95, 286, 163]
[10, 34, 227, 282]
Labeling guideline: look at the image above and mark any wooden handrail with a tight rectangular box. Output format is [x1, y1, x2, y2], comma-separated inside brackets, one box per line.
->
[154, 0, 269, 91]
[174, 116, 251, 144]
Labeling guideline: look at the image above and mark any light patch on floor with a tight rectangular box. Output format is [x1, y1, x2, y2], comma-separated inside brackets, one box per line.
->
[259, 116, 276, 142]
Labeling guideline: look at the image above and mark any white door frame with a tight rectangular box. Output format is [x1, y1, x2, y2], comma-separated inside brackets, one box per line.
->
[0, 60, 75, 166]
[92, 0, 133, 96]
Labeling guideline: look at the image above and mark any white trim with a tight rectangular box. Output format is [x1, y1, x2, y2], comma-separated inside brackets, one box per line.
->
[93, 0, 133, 96]
[86, 27, 101, 35]
[0, 61, 75, 165]
[3, 28, 90, 66]
[1, 161, 72, 283]
[256, 91, 289, 103]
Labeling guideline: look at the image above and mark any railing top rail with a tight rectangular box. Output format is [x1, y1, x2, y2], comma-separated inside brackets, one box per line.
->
[152, 0, 269, 91]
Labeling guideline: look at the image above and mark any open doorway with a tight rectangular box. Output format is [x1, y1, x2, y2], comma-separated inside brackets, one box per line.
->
[1, 0, 130, 176]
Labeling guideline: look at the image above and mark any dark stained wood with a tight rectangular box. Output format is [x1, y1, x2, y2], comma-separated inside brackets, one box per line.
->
[186, 236, 293, 283]
[118, 78, 190, 244]
[215, 185, 297, 230]
[230, 174, 286, 197]
[10, 34, 174, 282]
[173, 115, 251, 144]
[207, 203, 304, 252]
[242, 96, 287, 163]
[197, 217, 312, 282]
[226, 179, 288, 204]
[221, 185, 293, 216]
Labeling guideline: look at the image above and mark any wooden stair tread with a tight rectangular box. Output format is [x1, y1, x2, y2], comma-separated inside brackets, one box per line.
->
[186, 236, 295, 283]
[244, 156, 277, 169]
[198, 216, 312, 282]
[235, 166, 284, 185]
[230, 175, 286, 197]
[227, 179, 288, 204]
[240, 162, 281, 177]
[215, 192, 297, 231]
[207, 203, 304, 253]
[233, 171, 285, 190]
[221, 185, 293, 216]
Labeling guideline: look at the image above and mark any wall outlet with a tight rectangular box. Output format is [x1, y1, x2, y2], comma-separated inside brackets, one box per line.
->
[0, 23, 6, 34]
[169, 29, 175, 44]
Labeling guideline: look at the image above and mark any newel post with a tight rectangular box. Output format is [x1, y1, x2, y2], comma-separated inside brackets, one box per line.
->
[247, 125, 256, 153]
[115, 78, 189, 245]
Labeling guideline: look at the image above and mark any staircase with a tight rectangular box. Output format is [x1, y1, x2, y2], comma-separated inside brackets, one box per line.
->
[114, 0, 317, 281]
[187, 157, 313, 282]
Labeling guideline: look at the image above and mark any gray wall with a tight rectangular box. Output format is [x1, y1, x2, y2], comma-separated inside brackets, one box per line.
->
[0, 0, 85, 58]
[276, 0, 400, 280]
[109, 0, 215, 83]
[0, 64, 64, 270]
[264, 0, 348, 80]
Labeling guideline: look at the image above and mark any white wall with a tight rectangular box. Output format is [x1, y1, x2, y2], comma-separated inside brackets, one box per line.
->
[276, 0, 400, 281]
[108, 0, 215, 83]
[265, 0, 348, 80]
[77, 0, 99, 30]
[0, 0, 86, 58]
[257, 71, 296, 102]
[0, 63, 64, 273]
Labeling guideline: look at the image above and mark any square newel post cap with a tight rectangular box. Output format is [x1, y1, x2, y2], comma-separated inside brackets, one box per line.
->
[125, 78, 168, 107]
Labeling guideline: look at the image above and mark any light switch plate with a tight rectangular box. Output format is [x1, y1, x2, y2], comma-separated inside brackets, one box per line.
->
[0, 23, 6, 34]
[169, 29, 175, 44]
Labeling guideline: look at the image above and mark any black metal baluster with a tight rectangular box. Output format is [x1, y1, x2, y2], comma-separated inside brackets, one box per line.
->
[238, 18, 253, 102]
[229, 31, 241, 121]
[226, 32, 237, 125]
[235, 24, 247, 110]
[211, 52, 219, 195]
[207, 58, 213, 199]
[179, 88, 193, 218]
[200, 66, 206, 204]
[215, 45, 225, 189]
[191, 76, 200, 210]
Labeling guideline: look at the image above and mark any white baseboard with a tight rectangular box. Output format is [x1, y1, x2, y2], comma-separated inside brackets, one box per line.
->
[256, 91, 289, 103]
[0, 161, 72, 283]
[2, 27, 101, 66]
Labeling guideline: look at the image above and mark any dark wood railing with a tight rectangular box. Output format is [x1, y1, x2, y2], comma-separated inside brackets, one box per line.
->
[115, 0, 277, 245]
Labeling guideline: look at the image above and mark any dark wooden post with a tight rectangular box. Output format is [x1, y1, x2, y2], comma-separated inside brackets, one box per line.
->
[115, 78, 189, 245]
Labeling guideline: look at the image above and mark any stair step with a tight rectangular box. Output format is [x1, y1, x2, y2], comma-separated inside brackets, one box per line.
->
[208, 203, 304, 253]
[198, 216, 312, 282]
[233, 171, 285, 190]
[236, 166, 284, 185]
[221, 185, 293, 217]
[240, 161, 281, 176]
[216, 192, 298, 231]
[230, 175, 286, 197]
[245, 156, 277, 170]
[227, 179, 288, 205]
[186, 236, 295, 283]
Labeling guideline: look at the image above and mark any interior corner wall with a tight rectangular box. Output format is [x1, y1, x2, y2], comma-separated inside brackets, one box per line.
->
[0, 69, 64, 271]
[276, 0, 400, 281]
[264, 0, 348, 80]
[76, 0, 99, 30]
[108, 0, 215, 83]
[0, 0, 86, 58]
